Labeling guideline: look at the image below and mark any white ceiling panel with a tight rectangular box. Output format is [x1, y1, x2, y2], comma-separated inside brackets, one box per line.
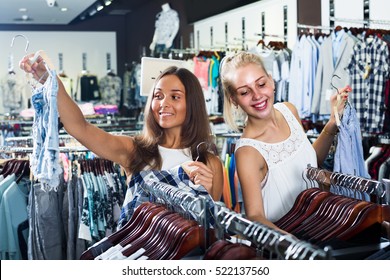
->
[0, 0, 97, 25]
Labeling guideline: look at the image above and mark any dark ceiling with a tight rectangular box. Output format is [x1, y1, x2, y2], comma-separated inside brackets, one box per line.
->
[182, 0, 262, 23]
[97, 0, 261, 24]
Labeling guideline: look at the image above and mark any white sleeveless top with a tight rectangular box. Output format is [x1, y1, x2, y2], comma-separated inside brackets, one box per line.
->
[235, 103, 317, 222]
[158, 145, 192, 170]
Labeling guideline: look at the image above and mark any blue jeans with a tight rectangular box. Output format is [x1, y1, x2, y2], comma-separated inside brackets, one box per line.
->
[31, 70, 62, 189]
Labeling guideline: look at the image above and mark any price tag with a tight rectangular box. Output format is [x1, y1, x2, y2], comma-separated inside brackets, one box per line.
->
[325, 89, 333, 101]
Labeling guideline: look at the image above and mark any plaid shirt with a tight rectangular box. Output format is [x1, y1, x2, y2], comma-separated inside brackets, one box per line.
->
[117, 166, 213, 229]
[347, 36, 390, 133]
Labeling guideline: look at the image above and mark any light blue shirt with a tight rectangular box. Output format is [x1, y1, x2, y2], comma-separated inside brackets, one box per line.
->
[331, 29, 345, 66]
[288, 35, 316, 118]
[333, 103, 371, 179]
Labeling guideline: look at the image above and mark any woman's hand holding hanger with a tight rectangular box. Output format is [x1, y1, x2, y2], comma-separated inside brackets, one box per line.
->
[19, 53, 50, 84]
[313, 85, 352, 165]
[330, 85, 352, 127]
[182, 160, 223, 200]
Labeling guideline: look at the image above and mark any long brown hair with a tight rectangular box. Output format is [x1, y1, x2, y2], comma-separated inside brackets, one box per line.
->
[128, 66, 215, 174]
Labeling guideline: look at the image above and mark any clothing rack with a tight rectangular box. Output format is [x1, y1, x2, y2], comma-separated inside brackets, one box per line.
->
[330, 17, 390, 27]
[297, 23, 332, 31]
[0, 145, 90, 153]
[304, 166, 390, 258]
[140, 180, 213, 250]
[4, 130, 139, 143]
[213, 201, 333, 260]
[305, 166, 389, 205]
[378, 134, 390, 145]
[253, 33, 288, 40]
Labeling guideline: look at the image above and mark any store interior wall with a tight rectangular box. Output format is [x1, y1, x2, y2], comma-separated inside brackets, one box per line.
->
[0, 0, 328, 81]
[1, 0, 389, 82]
[2, 31, 116, 89]
[0, 0, 261, 80]
[193, 0, 298, 50]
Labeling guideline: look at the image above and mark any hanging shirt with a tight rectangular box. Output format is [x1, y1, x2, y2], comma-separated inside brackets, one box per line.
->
[347, 36, 390, 133]
[99, 74, 122, 105]
[333, 103, 371, 179]
[332, 29, 346, 66]
[0, 73, 27, 113]
[0, 180, 29, 260]
[79, 75, 100, 101]
[59, 75, 73, 97]
[193, 56, 210, 90]
[312, 31, 356, 116]
[288, 35, 316, 118]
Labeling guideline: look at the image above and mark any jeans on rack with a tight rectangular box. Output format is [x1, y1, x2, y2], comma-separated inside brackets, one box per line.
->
[27, 180, 66, 260]
[31, 70, 62, 189]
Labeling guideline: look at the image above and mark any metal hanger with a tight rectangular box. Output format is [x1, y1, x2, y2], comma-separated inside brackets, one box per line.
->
[10, 34, 30, 52]
[10, 34, 54, 89]
[330, 74, 350, 127]
[195, 141, 208, 161]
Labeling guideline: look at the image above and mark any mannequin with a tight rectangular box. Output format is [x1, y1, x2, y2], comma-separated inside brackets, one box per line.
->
[149, 3, 180, 56]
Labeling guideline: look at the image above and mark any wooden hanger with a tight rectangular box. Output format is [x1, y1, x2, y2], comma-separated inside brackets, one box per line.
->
[147, 218, 200, 259]
[79, 202, 159, 260]
[277, 190, 332, 233]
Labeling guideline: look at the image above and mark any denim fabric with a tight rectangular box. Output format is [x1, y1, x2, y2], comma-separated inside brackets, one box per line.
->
[334, 103, 371, 179]
[31, 70, 62, 189]
[28, 181, 66, 260]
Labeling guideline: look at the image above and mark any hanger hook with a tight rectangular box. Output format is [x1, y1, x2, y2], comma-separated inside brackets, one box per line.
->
[195, 141, 208, 161]
[331, 74, 341, 95]
[10, 34, 30, 52]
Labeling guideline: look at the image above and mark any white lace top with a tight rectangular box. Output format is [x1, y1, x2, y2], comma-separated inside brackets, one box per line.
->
[235, 103, 317, 222]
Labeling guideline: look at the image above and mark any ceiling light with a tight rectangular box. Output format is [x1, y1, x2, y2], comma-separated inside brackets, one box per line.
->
[105, 0, 112, 6]
[89, 9, 97, 16]
[97, 4, 104, 12]
[19, 8, 28, 12]
[61, 7, 68, 12]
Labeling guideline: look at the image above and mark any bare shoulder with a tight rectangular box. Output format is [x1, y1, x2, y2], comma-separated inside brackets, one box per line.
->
[235, 144, 265, 170]
[281, 102, 301, 123]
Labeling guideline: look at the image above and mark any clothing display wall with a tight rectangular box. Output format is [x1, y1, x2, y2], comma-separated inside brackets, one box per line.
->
[0, 0, 389, 264]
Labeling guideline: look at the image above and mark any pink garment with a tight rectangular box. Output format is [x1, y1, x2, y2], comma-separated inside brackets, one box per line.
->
[93, 104, 119, 115]
[193, 56, 210, 90]
[59, 153, 69, 183]
[19, 108, 35, 118]
[77, 102, 96, 116]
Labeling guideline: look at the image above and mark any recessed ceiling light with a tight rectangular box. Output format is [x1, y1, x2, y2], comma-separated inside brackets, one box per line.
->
[89, 9, 97, 16]
[19, 8, 28, 12]
[61, 8, 68, 12]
